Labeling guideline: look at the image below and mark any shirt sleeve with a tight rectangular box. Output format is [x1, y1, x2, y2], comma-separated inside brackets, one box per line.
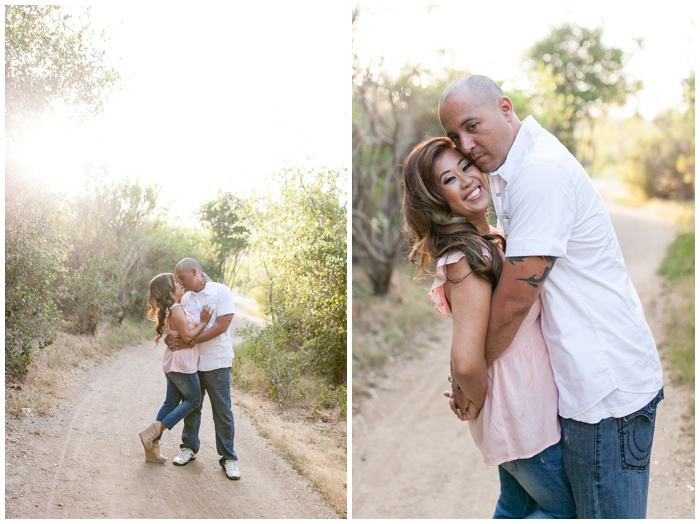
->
[428, 251, 467, 317]
[504, 161, 575, 258]
[214, 285, 236, 317]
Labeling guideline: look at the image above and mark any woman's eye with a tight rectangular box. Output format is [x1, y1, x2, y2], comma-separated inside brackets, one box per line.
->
[443, 175, 455, 185]
[462, 162, 473, 172]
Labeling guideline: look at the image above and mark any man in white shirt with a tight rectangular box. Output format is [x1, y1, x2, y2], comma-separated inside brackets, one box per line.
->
[166, 258, 240, 480]
[438, 75, 663, 518]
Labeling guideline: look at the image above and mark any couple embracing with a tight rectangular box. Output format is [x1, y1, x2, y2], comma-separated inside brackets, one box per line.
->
[138, 257, 241, 481]
[402, 75, 664, 518]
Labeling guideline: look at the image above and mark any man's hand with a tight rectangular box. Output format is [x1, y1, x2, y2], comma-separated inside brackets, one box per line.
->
[164, 333, 187, 351]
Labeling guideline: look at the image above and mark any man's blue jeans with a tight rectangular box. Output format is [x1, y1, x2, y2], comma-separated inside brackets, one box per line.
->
[156, 371, 201, 431]
[560, 388, 664, 518]
[493, 440, 576, 519]
[180, 367, 238, 465]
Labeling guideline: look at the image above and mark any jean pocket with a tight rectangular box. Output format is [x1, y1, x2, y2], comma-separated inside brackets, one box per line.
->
[618, 403, 659, 471]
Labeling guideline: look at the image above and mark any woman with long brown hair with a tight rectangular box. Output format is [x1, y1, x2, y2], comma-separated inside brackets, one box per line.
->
[402, 136, 575, 518]
[138, 273, 212, 463]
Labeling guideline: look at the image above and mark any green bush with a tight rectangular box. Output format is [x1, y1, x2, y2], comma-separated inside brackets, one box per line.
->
[5, 182, 70, 377]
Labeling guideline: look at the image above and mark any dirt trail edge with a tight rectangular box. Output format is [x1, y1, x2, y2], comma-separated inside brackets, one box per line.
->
[352, 183, 694, 519]
[5, 295, 337, 519]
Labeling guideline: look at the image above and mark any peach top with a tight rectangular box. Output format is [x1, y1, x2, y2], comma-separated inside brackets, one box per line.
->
[429, 249, 560, 466]
[161, 303, 200, 374]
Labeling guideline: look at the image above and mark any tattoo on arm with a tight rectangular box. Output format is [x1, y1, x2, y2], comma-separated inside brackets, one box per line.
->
[507, 256, 557, 288]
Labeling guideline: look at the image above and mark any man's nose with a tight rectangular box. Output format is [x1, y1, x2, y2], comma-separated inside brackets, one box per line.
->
[458, 133, 474, 155]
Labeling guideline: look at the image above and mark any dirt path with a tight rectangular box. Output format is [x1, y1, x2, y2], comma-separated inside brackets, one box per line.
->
[5, 296, 337, 519]
[352, 182, 694, 518]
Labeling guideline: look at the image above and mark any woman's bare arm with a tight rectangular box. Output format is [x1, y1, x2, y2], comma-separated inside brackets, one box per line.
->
[168, 305, 213, 344]
[443, 257, 491, 415]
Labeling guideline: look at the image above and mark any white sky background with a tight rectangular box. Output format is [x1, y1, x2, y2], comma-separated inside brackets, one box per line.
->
[353, 2, 696, 119]
[12, 3, 696, 226]
[16, 4, 350, 226]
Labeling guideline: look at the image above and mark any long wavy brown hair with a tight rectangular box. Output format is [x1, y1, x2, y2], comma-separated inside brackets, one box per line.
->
[401, 136, 505, 287]
[146, 273, 177, 343]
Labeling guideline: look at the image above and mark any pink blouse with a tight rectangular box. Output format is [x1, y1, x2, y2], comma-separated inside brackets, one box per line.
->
[161, 303, 200, 374]
[429, 249, 560, 466]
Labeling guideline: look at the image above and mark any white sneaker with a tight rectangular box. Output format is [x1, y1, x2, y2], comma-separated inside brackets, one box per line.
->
[173, 448, 196, 466]
[223, 459, 241, 480]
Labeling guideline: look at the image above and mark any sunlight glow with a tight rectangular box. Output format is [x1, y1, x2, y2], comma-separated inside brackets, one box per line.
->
[11, 4, 349, 226]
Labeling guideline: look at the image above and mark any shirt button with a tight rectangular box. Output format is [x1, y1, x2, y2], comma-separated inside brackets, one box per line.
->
[496, 193, 501, 197]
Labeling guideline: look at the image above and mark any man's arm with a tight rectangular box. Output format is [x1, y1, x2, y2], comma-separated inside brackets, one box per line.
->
[484, 256, 556, 365]
[166, 313, 234, 350]
[192, 313, 233, 344]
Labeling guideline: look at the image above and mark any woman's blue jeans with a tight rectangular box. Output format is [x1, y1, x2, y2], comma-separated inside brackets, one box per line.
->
[493, 440, 576, 519]
[559, 388, 664, 518]
[180, 367, 238, 465]
[156, 371, 201, 431]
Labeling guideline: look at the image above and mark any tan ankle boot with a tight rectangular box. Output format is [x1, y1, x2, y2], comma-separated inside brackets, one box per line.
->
[139, 421, 161, 451]
[148, 438, 167, 464]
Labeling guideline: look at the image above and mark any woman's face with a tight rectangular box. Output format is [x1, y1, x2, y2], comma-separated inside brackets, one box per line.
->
[173, 281, 185, 302]
[432, 148, 490, 221]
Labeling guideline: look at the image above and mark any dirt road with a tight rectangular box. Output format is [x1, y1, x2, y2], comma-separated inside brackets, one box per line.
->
[352, 183, 694, 519]
[5, 296, 337, 519]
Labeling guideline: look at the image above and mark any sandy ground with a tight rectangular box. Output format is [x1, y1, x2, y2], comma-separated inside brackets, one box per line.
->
[5, 295, 338, 519]
[351, 183, 695, 519]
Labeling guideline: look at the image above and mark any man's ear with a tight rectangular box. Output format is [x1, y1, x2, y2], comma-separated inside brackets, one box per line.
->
[499, 96, 514, 122]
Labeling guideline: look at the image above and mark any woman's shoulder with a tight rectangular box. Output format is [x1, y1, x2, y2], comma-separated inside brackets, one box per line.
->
[168, 303, 184, 314]
[436, 249, 466, 269]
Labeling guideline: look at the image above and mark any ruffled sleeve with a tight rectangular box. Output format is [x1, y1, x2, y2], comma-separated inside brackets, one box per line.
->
[428, 250, 467, 317]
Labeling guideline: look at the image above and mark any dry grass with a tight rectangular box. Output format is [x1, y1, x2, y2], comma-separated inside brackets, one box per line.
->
[230, 343, 347, 517]
[235, 388, 347, 517]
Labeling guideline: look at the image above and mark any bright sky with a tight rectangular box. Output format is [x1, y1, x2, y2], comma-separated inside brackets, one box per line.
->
[12, 3, 695, 227]
[353, 2, 696, 119]
[15, 4, 349, 226]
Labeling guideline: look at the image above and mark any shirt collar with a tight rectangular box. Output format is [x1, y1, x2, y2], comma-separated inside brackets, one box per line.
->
[491, 115, 540, 182]
[190, 282, 215, 296]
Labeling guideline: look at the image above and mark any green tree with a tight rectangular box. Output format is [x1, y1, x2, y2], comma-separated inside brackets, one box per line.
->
[5, 5, 119, 134]
[198, 191, 250, 288]
[63, 174, 160, 332]
[5, 4, 119, 373]
[352, 54, 456, 295]
[523, 23, 640, 162]
[621, 72, 695, 200]
[245, 166, 347, 399]
[5, 181, 70, 376]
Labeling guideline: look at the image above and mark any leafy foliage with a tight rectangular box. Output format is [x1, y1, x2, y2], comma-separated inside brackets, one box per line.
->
[620, 72, 695, 200]
[243, 166, 347, 400]
[61, 175, 161, 332]
[523, 23, 640, 160]
[5, 5, 119, 133]
[352, 55, 456, 294]
[199, 191, 250, 288]
[5, 4, 119, 374]
[5, 180, 70, 376]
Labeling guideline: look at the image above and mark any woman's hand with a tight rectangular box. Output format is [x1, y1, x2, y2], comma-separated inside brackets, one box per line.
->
[200, 305, 213, 324]
[443, 374, 480, 421]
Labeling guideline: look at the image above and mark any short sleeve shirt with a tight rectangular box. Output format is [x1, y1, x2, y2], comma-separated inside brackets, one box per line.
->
[489, 116, 663, 422]
[180, 282, 236, 372]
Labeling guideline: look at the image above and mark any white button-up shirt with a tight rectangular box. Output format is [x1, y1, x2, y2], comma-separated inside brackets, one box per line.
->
[490, 116, 663, 422]
[180, 281, 237, 372]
